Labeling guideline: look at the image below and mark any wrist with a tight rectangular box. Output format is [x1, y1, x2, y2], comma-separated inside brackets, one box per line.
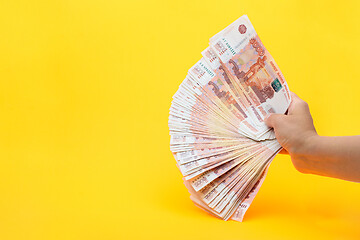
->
[289, 133, 321, 174]
[302, 134, 321, 157]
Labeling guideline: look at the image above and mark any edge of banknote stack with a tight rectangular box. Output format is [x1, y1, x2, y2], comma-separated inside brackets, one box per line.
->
[168, 15, 291, 222]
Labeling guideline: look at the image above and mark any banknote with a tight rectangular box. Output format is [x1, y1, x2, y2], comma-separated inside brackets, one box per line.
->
[209, 15, 291, 120]
[169, 15, 290, 222]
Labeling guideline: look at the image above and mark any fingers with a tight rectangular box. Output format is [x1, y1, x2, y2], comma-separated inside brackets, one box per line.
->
[265, 113, 287, 128]
[288, 91, 310, 116]
[289, 91, 304, 107]
[290, 91, 301, 101]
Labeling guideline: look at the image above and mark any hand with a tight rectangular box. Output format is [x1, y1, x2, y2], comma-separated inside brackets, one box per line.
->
[265, 92, 318, 173]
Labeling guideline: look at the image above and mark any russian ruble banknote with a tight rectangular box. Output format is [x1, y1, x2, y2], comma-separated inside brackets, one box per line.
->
[169, 15, 291, 222]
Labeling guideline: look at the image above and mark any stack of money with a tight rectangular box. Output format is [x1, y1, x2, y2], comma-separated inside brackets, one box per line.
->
[169, 15, 291, 222]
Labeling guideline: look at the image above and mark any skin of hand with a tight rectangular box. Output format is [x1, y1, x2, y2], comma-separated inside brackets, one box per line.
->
[265, 92, 318, 173]
[265, 92, 360, 182]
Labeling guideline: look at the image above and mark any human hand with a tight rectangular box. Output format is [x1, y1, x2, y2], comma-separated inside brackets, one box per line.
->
[265, 92, 318, 173]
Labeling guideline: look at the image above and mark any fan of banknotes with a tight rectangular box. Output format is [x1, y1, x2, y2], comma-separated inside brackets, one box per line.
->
[168, 15, 291, 222]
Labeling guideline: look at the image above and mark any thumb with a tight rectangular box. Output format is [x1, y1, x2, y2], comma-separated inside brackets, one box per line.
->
[265, 113, 287, 129]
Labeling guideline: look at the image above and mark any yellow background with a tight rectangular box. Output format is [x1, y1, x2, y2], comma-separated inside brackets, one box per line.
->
[0, 0, 359, 239]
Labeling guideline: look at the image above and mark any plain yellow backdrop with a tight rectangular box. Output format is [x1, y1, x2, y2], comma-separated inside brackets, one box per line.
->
[0, 0, 359, 239]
